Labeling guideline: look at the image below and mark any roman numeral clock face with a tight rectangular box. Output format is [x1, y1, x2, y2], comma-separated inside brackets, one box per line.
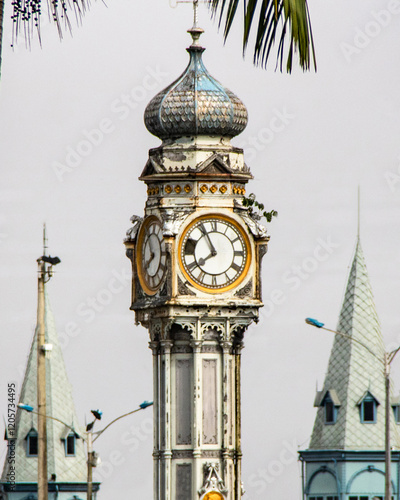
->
[179, 215, 251, 293]
[137, 217, 167, 295]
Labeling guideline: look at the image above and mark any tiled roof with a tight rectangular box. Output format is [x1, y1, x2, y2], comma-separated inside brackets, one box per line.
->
[310, 239, 400, 450]
[1, 288, 87, 483]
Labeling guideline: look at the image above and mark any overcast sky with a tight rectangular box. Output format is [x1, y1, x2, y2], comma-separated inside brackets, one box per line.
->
[1, 0, 400, 498]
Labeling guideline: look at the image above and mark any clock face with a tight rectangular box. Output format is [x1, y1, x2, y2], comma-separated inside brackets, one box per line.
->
[179, 215, 251, 293]
[137, 217, 167, 295]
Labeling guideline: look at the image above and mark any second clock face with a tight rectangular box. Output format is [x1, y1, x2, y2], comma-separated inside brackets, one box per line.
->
[179, 215, 251, 293]
[137, 217, 167, 295]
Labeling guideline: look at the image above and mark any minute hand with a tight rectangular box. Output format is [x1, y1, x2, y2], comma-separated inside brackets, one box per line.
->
[199, 224, 217, 256]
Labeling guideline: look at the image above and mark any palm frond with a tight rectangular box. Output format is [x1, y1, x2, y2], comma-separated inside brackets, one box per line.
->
[0, 0, 4, 77]
[208, 0, 316, 72]
[11, 0, 97, 49]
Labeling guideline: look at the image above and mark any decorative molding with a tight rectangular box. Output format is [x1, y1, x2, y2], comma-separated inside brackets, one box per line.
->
[201, 344, 221, 354]
[229, 319, 252, 341]
[201, 451, 223, 459]
[172, 450, 193, 459]
[233, 202, 269, 239]
[178, 276, 196, 296]
[125, 247, 134, 263]
[259, 243, 268, 259]
[161, 209, 192, 236]
[172, 345, 193, 354]
[200, 322, 225, 340]
[232, 185, 245, 195]
[234, 279, 253, 298]
[124, 215, 143, 243]
[147, 186, 160, 196]
[175, 319, 196, 336]
[159, 280, 168, 297]
[135, 281, 145, 300]
[198, 462, 228, 496]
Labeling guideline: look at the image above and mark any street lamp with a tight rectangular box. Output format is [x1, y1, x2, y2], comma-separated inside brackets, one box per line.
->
[305, 317, 400, 500]
[36, 225, 61, 500]
[18, 401, 153, 500]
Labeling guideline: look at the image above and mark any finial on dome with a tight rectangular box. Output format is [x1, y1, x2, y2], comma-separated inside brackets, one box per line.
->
[188, 0, 204, 47]
[143, 0, 248, 141]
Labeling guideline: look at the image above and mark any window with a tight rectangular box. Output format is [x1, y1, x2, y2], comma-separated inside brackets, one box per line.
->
[309, 497, 338, 500]
[325, 400, 337, 424]
[27, 431, 38, 456]
[347, 496, 389, 500]
[358, 393, 378, 423]
[393, 405, 400, 423]
[319, 391, 340, 424]
[65, 433, 76, 456]
[361, 399, 376, 422]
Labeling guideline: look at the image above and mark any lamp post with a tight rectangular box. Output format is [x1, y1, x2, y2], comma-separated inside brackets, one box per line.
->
[36, 226, 61, 500]
[305, 317, 400, 500]
[18, 401, 153, 500]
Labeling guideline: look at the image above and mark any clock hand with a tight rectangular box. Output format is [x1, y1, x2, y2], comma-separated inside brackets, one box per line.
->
[144, 252, 155, 269]
[199, 223, 217, 256]
[198, 252, 216, 267]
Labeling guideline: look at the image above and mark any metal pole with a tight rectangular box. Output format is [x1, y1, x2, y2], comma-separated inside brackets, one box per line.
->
[37, 259, 48, 500]
[235, 343, 243, 500]
[385, 354, 391, 500]
[87, 431, 93, 500]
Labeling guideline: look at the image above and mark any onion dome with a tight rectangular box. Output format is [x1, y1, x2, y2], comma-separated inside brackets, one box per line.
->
[144, 28, 248, 140]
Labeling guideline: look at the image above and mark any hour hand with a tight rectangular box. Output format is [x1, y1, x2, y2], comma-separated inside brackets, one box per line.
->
[198, 252, 216, 266]
[144, 252, 155, 268]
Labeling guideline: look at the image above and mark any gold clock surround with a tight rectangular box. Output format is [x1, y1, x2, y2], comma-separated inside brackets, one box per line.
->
[178, 214, 251, 294]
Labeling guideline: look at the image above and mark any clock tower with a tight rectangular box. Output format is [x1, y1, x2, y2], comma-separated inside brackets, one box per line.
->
[125, 21, 269, 500]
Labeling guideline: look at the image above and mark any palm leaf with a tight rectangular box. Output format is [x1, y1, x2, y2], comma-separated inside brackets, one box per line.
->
[0, 0, 4, 78]
[208, 0, 316, 72]
[11, 0, 97, 49]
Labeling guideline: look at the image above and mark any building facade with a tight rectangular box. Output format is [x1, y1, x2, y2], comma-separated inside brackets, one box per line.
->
[0, 290, 98, 500]
[124, 23, 269, 500]
[299, 238, 400, 500]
